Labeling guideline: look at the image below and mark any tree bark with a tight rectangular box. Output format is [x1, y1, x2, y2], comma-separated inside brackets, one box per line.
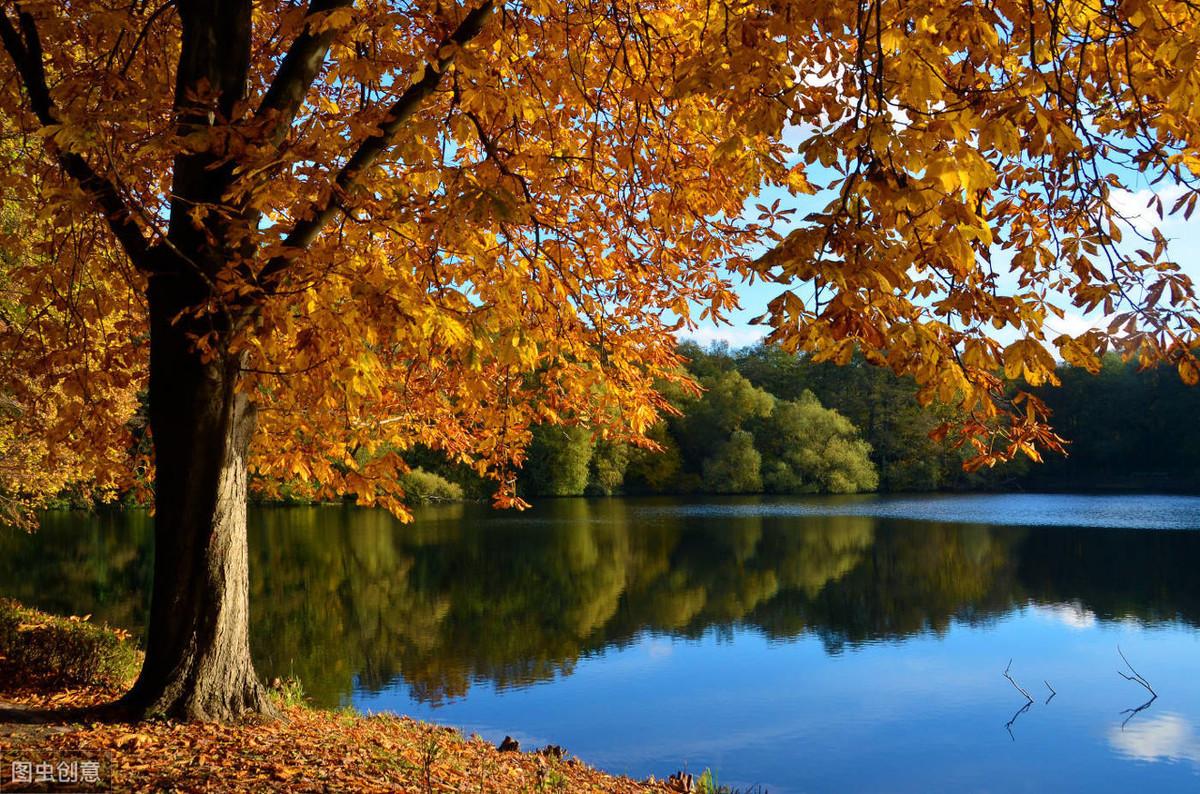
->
[109, 0, 275, 722]
[117, 272, 273, 721]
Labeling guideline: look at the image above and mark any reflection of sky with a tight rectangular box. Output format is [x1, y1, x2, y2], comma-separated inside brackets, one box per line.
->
[1031, 602, 1097, 631]
[357, 609, 1200, 793]
[631, 493, 1200, 531]
[1110, 713, 1200, 766]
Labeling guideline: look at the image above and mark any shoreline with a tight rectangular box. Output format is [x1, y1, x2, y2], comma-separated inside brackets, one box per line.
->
[0, 601, 683, 793]
[1, 688, 677, 793]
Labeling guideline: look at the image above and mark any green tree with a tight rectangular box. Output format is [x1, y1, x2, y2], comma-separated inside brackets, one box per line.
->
[701, 430, 762, 493]
[588, 439, 631, 496]
[521, 426, 596, 496]
[756, 392, 878, 494]
[673, 370, 774, 469]
[624, 423, 685, 493]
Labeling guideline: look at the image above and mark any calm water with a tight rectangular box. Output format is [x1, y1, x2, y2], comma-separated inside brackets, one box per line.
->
[3, 494, 1200, 792]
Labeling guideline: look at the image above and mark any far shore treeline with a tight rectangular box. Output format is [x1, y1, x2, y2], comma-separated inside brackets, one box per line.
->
[38, 341, 1200, 512]
[399, 342, 1200, 501]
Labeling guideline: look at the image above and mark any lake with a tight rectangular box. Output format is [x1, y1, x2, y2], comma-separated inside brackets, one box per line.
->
[3, 494, 1200, 792]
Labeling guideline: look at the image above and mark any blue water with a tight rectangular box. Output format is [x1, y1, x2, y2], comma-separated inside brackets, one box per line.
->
[631, 492, 1200, 530]
[4, 493, 1200, 791]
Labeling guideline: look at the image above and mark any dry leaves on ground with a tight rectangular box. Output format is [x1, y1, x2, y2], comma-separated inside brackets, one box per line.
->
[1, 694, 675, 793]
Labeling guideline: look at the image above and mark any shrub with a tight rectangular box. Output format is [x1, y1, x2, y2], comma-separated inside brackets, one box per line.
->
[0, 599, 140, 689]
[399, 468, 465, 504]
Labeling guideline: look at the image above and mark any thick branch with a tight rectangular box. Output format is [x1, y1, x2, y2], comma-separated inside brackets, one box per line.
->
[0, 6, 153, 270]
[255, 0, 355, 148]
[257, 0, 496, 288]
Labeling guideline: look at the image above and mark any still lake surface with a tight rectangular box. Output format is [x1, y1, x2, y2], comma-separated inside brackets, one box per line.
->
[3, 493, 1200, 792]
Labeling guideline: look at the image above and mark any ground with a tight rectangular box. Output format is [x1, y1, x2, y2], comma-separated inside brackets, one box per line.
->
[0, 602, 692, 793]
[0, 683, 690, 792]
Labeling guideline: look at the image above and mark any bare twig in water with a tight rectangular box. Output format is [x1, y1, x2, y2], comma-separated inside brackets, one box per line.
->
[1117, 645, 1157, 697]
[1005, 700, 1033, 741]
[1117, 645, 1158, 730]
[1044, 680, 1056, 704]
[1121, 695, 1157, 730]
[1003, 659, 1034, 702]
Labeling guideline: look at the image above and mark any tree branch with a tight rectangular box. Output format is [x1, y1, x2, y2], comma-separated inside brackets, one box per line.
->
[257, 0, 496, 289]
[255, 0, 355, 148]
[1117, 645, 1157, 697]
[0, 5, 154, 271]
[1003, 659, 1034, 702]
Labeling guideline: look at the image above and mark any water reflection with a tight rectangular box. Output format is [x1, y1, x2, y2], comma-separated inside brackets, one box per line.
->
[2, 497, 1200, 711]
[1109, 714, 1200, 764]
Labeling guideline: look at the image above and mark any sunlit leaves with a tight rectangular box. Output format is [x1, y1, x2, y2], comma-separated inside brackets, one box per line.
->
[0, 0, 777, 519]
[3, 0, 1200, 516]
[709, 0, 1200, 465]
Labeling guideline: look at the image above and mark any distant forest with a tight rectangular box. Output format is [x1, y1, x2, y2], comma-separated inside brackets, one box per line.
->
[484, 343, 1200, 498]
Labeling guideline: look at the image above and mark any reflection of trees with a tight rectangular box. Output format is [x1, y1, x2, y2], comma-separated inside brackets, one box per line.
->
[1014, 527, 1200, 625]
[250, 506, 1035, 702]
[4, 502, 1200, 709]
[0, 511, 152, 631]
[750, 520, 1022, 652]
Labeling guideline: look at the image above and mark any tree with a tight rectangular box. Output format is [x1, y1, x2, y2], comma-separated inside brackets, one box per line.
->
[521, 425, 595, 497]
[702, 429, 763, 493]
[732, 0, 1200, 463]
[624, 422, 685, 494]
[1, 0, 1198, 722]
[735, 346, 957, 490]
[757, 391, 878, 494]
[588, 439, 631, 496]
[0, 2, 766, 720]
[673, 370, 775, 467]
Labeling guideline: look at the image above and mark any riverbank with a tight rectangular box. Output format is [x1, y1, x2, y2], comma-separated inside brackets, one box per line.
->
[0, 602, 679, 793]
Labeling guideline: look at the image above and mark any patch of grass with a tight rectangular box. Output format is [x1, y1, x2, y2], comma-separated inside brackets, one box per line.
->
[267, 675, 306, 708]
[333, 703, 360, 726]
[0, 599, 139, 690]
[537, 759, 570, 792]
[419, 724, 442, 793]
[696, 768, 767, 794]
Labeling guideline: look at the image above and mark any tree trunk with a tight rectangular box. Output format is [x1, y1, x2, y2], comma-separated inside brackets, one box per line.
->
[111, 0, 271, 722]
[118, 276, 273, 721]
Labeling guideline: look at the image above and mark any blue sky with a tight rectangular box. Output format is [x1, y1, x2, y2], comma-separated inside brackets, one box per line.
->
[678, 160, 1200, 352]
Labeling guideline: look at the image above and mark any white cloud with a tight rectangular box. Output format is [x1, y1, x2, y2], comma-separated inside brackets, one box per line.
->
[645, 637, 674, 659]
[1044, 309, 1103, 339]
[1109, 713, 1200, 765]
[1108, 185, 1190, 236]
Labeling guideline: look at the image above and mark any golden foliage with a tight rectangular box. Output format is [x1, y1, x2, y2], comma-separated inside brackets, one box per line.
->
[731, 0, 1200, 466]
[0, 0, 1198, 514]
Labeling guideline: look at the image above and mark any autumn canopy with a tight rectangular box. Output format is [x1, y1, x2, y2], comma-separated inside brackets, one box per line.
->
[0, 0, 1197, 719]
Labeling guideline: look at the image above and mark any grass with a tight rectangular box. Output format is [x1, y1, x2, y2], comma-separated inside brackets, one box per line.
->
[697, 767, 770, 794]
[267, 675, 307, 709]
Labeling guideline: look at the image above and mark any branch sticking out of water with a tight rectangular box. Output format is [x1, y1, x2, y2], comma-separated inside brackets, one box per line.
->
[1044, 680, 1056, 704]
[1005, 700, 1032, 741]
[1117, 645, 1157, 697]
[1003, 659, 1034, 702]
[1117, 645, 1158, 730]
